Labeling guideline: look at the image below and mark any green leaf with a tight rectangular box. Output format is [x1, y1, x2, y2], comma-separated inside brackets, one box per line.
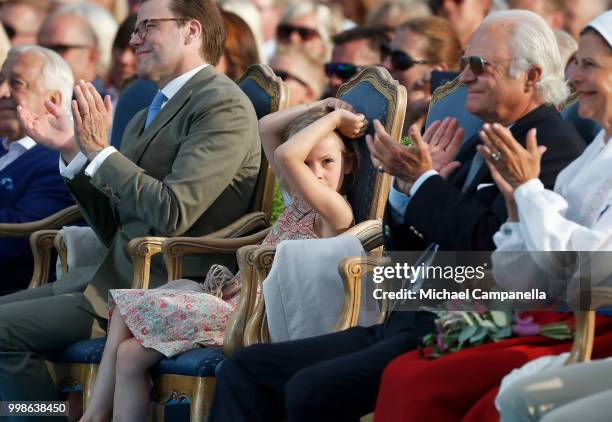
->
[479, 320, 497, 330]
[470, 326, 488, 343]
[490, 311, 511, 327]
[400, 136, 413, 147]
[458, 324, 478, 343]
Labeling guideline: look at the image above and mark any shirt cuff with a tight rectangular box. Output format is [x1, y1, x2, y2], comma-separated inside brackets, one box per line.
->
[493, 222, 523, 250]
[513, 178, 544, 205]
[59, 152, 88, 180]
[84, 147, 118, 177]
[409, 169, 438, 196]
[388, 180, 411, 222]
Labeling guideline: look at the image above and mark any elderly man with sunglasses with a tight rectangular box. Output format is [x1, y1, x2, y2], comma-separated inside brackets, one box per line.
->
[0, 0, 260, 408]
[370, 9, 585, 253]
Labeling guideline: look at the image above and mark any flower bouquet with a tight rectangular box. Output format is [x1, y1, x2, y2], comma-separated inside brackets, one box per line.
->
[421, 310, 573, 358]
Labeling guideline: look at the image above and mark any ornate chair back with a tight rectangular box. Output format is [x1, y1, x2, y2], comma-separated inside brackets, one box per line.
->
[425, 77, 483, 144]
[237, 64, 289, 219]
[337, 66, 407, 222]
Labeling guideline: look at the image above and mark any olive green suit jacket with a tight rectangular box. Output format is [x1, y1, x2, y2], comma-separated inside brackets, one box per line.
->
[53, 66, 261, 318]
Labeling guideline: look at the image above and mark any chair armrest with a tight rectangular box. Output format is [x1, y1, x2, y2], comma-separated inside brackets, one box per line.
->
[343, 219, 384, 250]
[206, 212, 269, 239]
[127, 237, 167, 289]
[54, 233, 68, 276]
[0, 205, 81, 237]
[162, 227, 272, 281]
[243, 244, 277, 346]
[224, 244, 262, 356]
[28, 230, 60, 289]
[334, 256, 392, 331]
[566, 287, 612, 364]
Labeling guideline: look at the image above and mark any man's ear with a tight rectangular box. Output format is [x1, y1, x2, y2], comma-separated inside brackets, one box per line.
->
[525, 65, 542, 92]
[185, 20, 202, 44]
[49, 91, 62, 107]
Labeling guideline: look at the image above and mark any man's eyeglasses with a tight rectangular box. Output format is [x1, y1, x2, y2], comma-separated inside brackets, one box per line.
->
[132, 18, 187, 40]
[276, 24, 320, 42]
[42, 44, 93, 54]
[459, 56, 490, 75]
[324, 63, 364, 80]
[273, 69, 310, 88]
[381, 45, 431, 71]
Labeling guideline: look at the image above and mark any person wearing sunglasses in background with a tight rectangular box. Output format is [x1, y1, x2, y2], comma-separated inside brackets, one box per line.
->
[270, 44, 326, 106]
[325, 26, 389, 97]
[275, 2, 338, 62]
[0, 0, 47, 46]
[37, 10, 107, 96]
[383, 16, 462, 133]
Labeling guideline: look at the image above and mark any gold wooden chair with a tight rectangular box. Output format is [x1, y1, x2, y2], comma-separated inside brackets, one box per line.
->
[41, 64, 288, 420]
[238, 65, 407, 347]
[0, 205, 81, 288]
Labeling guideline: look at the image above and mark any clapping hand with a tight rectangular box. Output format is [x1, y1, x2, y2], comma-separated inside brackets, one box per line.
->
[477, 124, 546, 222]
[72, 80, 113, 160]
[366, 120, 433, 187]
[478, 123, 546, 188]
[421, 117, 464, 179]
[17, 100, 79, 162]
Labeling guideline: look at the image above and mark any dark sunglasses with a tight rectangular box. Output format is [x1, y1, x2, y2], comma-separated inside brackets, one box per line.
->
[324, 62, 364, 80]
[273, 69, 310, 88]
[276, 24, 320, 41]
[381, 45, 430, 71]
[460, 56, 490, 75]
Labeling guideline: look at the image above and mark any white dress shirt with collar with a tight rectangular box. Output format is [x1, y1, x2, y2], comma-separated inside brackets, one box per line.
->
[60, 64, 210, 180]
[0, 136, 37, 173]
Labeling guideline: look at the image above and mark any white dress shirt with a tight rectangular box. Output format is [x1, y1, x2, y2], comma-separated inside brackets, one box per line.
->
[0, 136, 37, 172]
[60, 64, 209, 180]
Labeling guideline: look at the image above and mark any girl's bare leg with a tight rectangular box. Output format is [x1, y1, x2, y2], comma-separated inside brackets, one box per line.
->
[79, 312, 133, 422]
[113, 338, 164, 422]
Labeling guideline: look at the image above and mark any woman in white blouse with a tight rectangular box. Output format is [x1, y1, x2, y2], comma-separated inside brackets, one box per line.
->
[481, 10, 612, 422]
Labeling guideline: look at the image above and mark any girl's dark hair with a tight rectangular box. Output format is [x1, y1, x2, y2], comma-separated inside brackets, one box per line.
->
[283, 108, 361, 194]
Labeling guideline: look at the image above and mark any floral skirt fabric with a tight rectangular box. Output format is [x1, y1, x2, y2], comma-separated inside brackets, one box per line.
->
[110, 277, 239, 357]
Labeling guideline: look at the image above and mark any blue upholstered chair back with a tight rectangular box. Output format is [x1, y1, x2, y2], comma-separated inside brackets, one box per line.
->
[425, 77, 483, 144]
[236, 64, 288, 120]
[337, 66, 407, 223]
[236, 64, 288, 218]
[110, 78, 158, 149]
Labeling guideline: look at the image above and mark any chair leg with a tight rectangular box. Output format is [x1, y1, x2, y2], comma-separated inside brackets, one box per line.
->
[81, 364, 98, 411]
[189, 377, 216, 422]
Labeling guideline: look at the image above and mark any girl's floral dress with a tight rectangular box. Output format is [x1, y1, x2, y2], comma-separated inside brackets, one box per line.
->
[109, 196, 318, 357]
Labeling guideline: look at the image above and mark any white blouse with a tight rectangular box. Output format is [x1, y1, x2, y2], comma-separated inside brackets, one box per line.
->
[494, 129, 612, 252]
[492, 130, 612, 296]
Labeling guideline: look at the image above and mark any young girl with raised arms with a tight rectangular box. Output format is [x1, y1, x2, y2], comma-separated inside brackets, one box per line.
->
[80, 98, 366, 422]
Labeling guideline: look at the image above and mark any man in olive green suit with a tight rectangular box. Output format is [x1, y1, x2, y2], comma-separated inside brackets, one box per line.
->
[0, 0, 260, 405]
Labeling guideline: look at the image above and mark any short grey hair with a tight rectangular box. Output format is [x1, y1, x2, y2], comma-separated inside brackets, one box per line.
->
[483, 10, 569, 106]
[52, 3, 118, 78]
[8, 45, 74, 112]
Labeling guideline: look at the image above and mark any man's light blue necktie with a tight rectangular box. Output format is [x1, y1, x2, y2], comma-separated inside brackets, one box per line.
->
[144, 91, 167, 129]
